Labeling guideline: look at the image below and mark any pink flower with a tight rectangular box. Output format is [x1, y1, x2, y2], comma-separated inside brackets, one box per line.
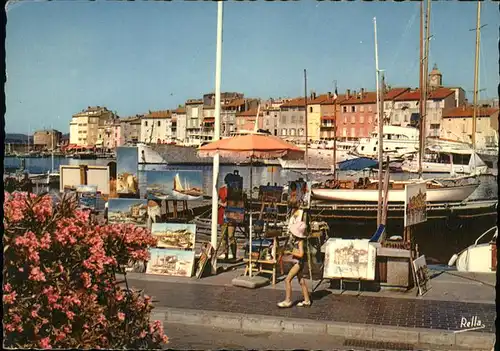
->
[3, 283, 12, 292]
[3, 291, 17, 304]
[29, 266, 46, 282]
[31, 310, 39, 318]
[139, 331, 147, 338]
[66, 311, 75, 320]
[4, 324, 15, 332]
[12, 314, 21, 323]
[55, 332, 66, 341]
[39, 337, 51, 349]
[81, 272, 92, 288]
[117, 312, 125, 321]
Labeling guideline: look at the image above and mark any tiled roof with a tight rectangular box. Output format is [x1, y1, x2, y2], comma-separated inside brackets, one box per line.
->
[384, 88, 410, 100]
[340, 92, 377, 105]
[225, 98, 246, 107]
[442, 106, 499, 118]
[144, 110, 172, 118]
[236, 108, 264, 117]
[185, 99, 203, 105]
[309, 94, 347, 105]
[394, 87, 454, 101]
[280, 97, 306, 108]
[173, 107, 186, 114]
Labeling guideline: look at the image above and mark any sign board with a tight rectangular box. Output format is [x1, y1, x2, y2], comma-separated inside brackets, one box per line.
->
[404, 183, 427, 227]
[60, 165, 110, 194]
[323, 238, 377, 280]
[413, 255, 431, 296]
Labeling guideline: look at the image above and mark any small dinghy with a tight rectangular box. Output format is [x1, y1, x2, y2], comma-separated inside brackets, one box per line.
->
[448, 226, 497, 273]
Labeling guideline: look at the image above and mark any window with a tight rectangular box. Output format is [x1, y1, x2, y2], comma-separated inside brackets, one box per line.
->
[368, 105, 373, 112]
[309, 107, 313, 113]
[145, 121, 148, 127]
[290, 128, 296, 136]
[299, 116, 304, 124]
[351, 115, 356, 124]
[344, 116, 348, 124]
[291, 115, 297, 123]
[282, 129, 288, 136]
[360, 106, 364, 112]
[342, 106, 347, 113]
[342, 128, 347, 137]
[157, 121, 161, 127]
[266, 119, 270, 126]
[281, 115, 287, 124]
[368, 116, 372, 124]
[298, 128, 304, 136]
[351, 106, 356, 112]
[359, 115, 364, 123]
[351, 127, 356, 136]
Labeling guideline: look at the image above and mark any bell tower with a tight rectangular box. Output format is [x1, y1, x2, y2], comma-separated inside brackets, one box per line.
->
[428, 63, 442, 90]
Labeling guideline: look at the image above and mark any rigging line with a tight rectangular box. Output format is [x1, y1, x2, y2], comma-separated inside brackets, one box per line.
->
[388, 4, 420, 71]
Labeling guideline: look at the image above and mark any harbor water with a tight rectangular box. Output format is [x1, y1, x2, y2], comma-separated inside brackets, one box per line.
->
[4, 156, 498, 264]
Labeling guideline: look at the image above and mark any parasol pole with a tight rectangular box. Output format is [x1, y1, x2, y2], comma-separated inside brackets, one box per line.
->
[249, 156, 253, 277]
[304, 69, 309, 176]
[374, 17, 383, 227]
[211, 1, 223, 272]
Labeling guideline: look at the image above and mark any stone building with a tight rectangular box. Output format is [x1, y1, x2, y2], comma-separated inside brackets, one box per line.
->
[279, 97, 306, 142]
[338, 89, 377, 139]
[33, 129, 62, 150]
[172, 107, 186, 142]
[140, 110, 172, 144]
[69, 106, 116, 147]
[120, 116, 143, 145]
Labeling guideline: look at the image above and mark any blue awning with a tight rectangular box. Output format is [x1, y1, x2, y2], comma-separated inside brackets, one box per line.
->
[337, 157, 378, 171]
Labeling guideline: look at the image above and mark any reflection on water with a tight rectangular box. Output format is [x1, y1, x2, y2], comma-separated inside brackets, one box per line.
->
[4, 157, 498, 201]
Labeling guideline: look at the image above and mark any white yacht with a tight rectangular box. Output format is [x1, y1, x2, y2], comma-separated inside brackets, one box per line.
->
[354, 126, 420, 158]
[401, 146, 488, 175]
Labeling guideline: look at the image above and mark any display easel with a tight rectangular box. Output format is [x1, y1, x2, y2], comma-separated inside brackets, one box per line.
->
[243, 197, 281, 285]
[165, 200, 190, 220]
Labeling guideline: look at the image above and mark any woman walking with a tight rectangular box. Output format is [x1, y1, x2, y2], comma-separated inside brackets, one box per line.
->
[277, 207, 311, 308]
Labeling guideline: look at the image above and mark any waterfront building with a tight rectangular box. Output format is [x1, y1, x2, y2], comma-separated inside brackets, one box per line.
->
[185, 99, 204, 146]
[120, 115, 143, 145]
[97, 119, 123, 150]
[279, 97, 306, 142]
[69, 106, 116, 147]
[441, 106, 499, 149]
[235, 108, 264, 132]
[201, 105, 215, 142]
[338, 89, 377, 140]
[391, 87, 455, 136]
[140, 110, 172, 144]
[261, 101, 281, 136]
[172, 107, 186, 143]
[222, 98, 246, 136]
[307, 92, 346, 140]
[33, 129, 62, 150]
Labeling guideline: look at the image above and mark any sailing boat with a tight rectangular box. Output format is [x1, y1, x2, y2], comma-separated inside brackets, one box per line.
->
[311, 3, 480, 203]
[172, 173, 203, 198]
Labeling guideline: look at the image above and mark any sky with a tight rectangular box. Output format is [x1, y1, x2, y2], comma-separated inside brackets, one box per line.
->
[5, 0, 499, 134]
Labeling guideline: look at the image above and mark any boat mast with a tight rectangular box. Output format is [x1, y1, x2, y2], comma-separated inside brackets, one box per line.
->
[471, 1, 481, 151]
[423, 0, 431, 146]
[418, 1, 424, 178]
[253, 103, 261, 133]
[304, 69, 309, 174]
[210, 0, 223, 255]
[333, 80, 337, 177]
[374, 17, 383, 227]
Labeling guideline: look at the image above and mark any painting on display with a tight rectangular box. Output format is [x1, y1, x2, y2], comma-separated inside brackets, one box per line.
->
[413, 255, 432, 296]
[148, 199, 168, 224]
[108, 199, 148, 227]
[323, 238, 377, 280]
[146, 248, 195, 277]
[151, 223, 196, 250]
[76, 185, 97, 210]
[116, 146, 139, 195]
[404, 183, 427, 227]
[146, 170, 203, 201]
[287, 180, 311, 209]
[224, 206, 245, 224]
[259, 185, 283, 203]
[195, 242, 214, 279]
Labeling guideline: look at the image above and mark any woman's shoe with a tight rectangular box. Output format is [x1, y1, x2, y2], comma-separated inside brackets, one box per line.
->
[277, 300, 293, 308]
[297, 300, 312, 307]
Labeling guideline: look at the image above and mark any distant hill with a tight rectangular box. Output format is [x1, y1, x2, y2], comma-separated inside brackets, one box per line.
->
[5, 133, 31, 144]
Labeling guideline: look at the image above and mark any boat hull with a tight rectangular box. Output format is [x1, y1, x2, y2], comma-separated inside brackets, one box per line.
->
[456, 244, 496, 273]
[312, 183, 479, 203]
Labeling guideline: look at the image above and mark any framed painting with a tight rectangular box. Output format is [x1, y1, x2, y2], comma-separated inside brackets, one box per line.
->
[146, 170, 203, 201]
[151, 222, 196, 250]
[116, 146, 139, 195]
[146, 248, 195, 277]
[108, 199, 148, 227]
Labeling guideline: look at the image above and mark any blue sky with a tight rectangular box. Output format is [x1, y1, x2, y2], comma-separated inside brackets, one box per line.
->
[108, 198, 147, 212]
[6, 0, 498, 133]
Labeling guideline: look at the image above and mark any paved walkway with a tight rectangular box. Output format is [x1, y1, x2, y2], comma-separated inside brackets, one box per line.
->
[124, 277, 495, 334]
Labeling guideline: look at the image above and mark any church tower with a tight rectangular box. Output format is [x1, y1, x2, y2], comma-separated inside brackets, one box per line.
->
[428, 64, 442, 90]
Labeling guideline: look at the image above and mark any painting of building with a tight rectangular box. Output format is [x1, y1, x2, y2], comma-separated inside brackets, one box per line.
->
[151, 223, 196, 250]
[146, 248, 195, 277]
[323, 239, 376, 280]
[116, 146, 139, 195]
[404, 182, 427, 227]
[108, 199, 148, 226]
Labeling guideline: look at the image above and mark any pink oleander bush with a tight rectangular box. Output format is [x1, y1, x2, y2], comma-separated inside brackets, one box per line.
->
[3, 191, 168, 349]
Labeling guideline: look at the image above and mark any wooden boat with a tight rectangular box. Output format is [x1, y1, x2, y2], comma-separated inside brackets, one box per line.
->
[311, 178, 479, 203]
